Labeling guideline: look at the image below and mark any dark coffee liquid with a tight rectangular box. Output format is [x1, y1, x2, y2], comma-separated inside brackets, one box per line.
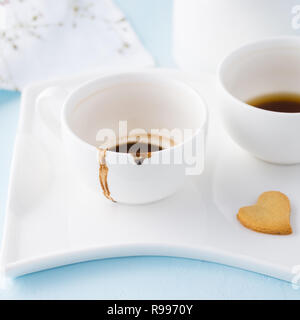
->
[247, 93, 300, 113]
[109, 142, 163, 156]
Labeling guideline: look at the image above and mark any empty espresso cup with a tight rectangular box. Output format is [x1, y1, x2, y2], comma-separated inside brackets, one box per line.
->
[36, 72, 207, 204]
[218, 36, 300, 164]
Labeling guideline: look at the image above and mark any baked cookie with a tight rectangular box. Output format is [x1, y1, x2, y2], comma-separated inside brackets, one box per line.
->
[237, 191, 292, 235]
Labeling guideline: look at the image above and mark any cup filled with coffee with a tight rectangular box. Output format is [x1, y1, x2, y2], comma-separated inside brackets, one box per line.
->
[217, 36, 300, 164]
[36, 72, 207, 204]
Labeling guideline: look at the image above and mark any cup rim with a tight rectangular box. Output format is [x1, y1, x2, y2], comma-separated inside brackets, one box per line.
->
[217, 36, 300, 117]
[61, 71, 208, 157]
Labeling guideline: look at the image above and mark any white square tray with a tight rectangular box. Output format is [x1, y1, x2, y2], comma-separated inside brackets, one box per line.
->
[1, 69, 300, 282]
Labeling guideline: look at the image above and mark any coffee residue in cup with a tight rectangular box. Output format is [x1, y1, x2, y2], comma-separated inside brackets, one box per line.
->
[247, 92, 300, 113]
[109, 141, 163, 165]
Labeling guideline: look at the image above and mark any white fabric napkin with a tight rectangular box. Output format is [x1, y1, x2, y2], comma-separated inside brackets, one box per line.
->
[0, 0, 154, 91]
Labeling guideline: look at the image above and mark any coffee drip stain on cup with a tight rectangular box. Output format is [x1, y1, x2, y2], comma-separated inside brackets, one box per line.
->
[98, 134, 175, 202]
[98, 148, 116, 203]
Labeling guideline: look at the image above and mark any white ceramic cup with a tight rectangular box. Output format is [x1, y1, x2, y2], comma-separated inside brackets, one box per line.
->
[36, 72, 207, 204]
[217, 36, 300, 164]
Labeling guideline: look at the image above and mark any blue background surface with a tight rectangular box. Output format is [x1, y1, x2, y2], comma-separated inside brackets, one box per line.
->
[0, 0, 300, 299]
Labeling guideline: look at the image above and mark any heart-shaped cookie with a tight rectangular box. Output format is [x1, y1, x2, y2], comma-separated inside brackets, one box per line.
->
[237, 191, 292, 235]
